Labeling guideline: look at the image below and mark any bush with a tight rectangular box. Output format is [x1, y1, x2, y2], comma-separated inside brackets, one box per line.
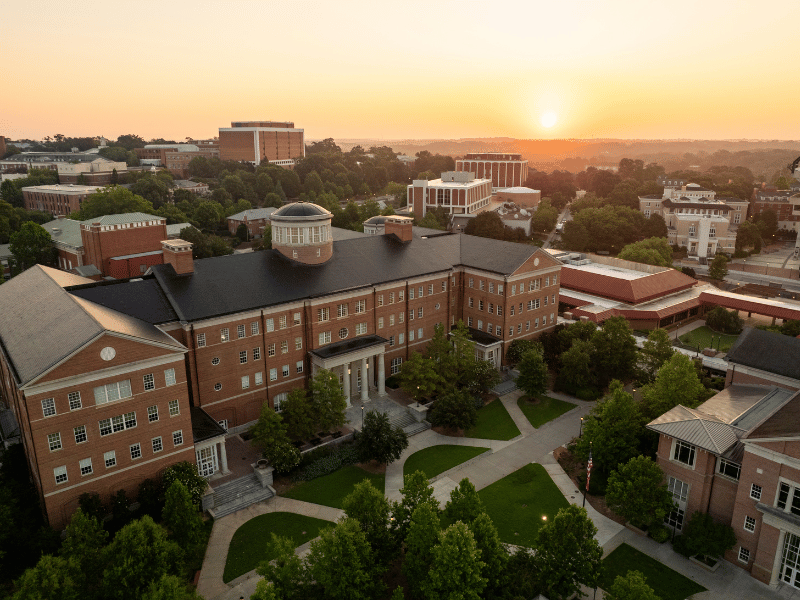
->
[674, 511, 737, 558]
[427, 388, 478, 430]
[732, 249, 749, 259]
[294, 444, 360, 482]
[705, 307, 743, 334]
[78, 492, 105, 522]
[649, 524, 670, 543]
[163, 461, 208, 507]
[681, 266, 696, 278]
[385, 374, 401, 389]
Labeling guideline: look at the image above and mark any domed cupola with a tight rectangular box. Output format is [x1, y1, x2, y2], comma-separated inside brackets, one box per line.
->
[270, 202, 333, 264]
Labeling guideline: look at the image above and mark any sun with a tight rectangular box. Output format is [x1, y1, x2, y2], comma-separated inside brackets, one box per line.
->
[541, 111, 558, 128]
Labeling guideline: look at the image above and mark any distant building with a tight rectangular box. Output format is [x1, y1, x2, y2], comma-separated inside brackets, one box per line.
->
[495, 186, 541, 209]
[751, 185, 800, 232]
[725, 328, 800, 391]
[135, 144, 219, 178]
[226, 207, 277, 238]
[57, 157, 127, 185]
[22, 184, 102, 216]
[0, 136, 6, 158]
[218, 121, 304, 165]
[407, 172, 493, 218]
[173, 180, 209, 195]
[456, 153, 528, 189]
[497, 204, 533, 237]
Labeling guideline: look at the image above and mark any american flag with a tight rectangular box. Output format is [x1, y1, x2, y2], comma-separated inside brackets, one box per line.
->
[586, 450, 593, 493]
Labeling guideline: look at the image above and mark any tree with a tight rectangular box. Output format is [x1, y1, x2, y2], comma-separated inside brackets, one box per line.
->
[399, 351, 442, 402]
[467, 512, 508, 598]
[641, 353, 706, 420]
[605, 456, 675, 529]
[516, 348, 548, 398]
[604, 571, 660, 600]
[162, 480, 204, 548]
[72, 186, 154, 221]
[708, 254, 728, 280]
[10, 221, 54, 272]
[448, 320, 478, 388]
[140, 575, 201, 600]
[735, 220, 762, 251]
[114, 134, 146, 150]
[250, 402, 300, 472]
[280, 388, 316, 440]
[356, 410, 408, 465]
[618, 237, 673, 267]
[194, 201, 223, 231]
[10, 555, 81, 600]
[675, 511, 737, 559]
[556, 338, 596, 391]
[162, 461, 208, 507]
[60, 508, 108, 591]
[530, 198, 559, 233]
[311, 369, 348, 431]
[403, 503, 441, 598]
[465, 211, 505, 240]
[305, 518, 385, 600]
[427, 388, 477, 431]
[392, 470, 439, 537]
[1, 179, 23, 208]
[421, 521, 487, 600]
[591, 316, 638, 385]
[131, 176, 170, 209]
[755, 209, 779, 239]
[466, 359, 501, 396]
[256, 534, 307, 600]
[506, 339, 540, 364]
[533, 505, 602, 600]
[343, 480, 398, 564]
[705, 306, 743, 334]
[638, 328, 675, 383]
[443, 478, 485, 525]
[418, 211, 446, 230]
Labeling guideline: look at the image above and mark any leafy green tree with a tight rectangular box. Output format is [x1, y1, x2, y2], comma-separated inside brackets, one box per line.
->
[638, 328, 675, 383]
[60, 508, 108, 590]
[443, 478, 484, 525]
[530, 198, 559, 233]
[618, 237, 673, 267]
[641, 353, 706, 420]
[140, 575, 201, 600]
[162, 461, 208, 507]
[448, 320, 478, 388]
[421, 521, 487, 600]
[533, 505, 602, 600]
[256, 534, 307, 600]
[162, 480, 204, 548]
[676, 511, 737, 559]
[392, 470, 439, 537]
[221, 174, 248, 200]
[708, 254, 728, 280]
[251, 580, 280, 600]
[403, 503, 441, 598]
[1, 179, 23, 208]
[250, 402, 300, 472]
[10, 221, 55, 272]
[194, 201, 223, 231]
[506, 339, 540, 364]
[10, 555, 81, 600]
[114, 134, 146, 150]
[465, 211, 505, 240]
[356, 410, 408, 465]
[466, 359, 501, 396]
[606, 456, 675, 529]
[305, 518, 385, 600]
[400, 351, 442, 401]
[418, 211, 446, 230]
[516, 348, 548, 398]
[311, 369, 347, 431]
[735, 219, 762, 251]
[556, 338, 596, 390]
[343, 480, 398, 564]
[468, 512, 508, 597]
[604, 571, 660, 600]
[591, 316, 638, 385]
[131, 175, 170, 209]
[275, 180, 288, 204]
[705, 306, 743, 334]
[755, 209, 779, 238]
[427, 388, 477, 430]
[281, 388, 316, 440]
[71, 186, 154, 221]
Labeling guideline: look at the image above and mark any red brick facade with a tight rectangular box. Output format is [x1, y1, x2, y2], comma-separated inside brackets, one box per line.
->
[81, 218, 167, 278]
[218, 121, 304, 164]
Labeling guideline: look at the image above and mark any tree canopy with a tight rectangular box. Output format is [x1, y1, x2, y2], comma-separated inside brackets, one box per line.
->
[618, 237, 673, 267]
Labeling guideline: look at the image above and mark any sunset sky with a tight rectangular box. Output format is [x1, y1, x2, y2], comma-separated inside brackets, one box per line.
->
[3, 0, 798, 142]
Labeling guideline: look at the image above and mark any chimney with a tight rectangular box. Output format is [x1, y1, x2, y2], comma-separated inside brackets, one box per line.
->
[161, 239, 194, 274]
[384, 216, 414, 243]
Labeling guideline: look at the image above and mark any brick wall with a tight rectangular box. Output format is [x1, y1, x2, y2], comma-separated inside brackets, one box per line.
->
[82, 222, 168, 276]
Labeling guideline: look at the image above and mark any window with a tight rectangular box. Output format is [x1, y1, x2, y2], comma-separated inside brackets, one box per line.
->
[545, 276, 550, 287]
[776, 482, 800, 516]
[469, 297, 474, 308]
[294, 312, 301, 325]
[389, 292, 395, 304]
[221, 328, 230, 342]
[54, 466, 68, 484]
[196, 333, 206, 347]
[750, 484, 762, 501]
[281, 340, 288, 354]
[294, 337, 302, 350]
[378, 295, 384, 306]
[242, 375, 250, 389]
[673, 440, 696, 467]
[282, 365, 289, 377]
[744, 515, 756, 533]
[253, 347, 261, 360]
[489, 282, 494, 293]
[469, 278, 474, 288]
[477, 320, 483, 331]
[104, 450, 116, 468]
[510, 306, 515, 316]
[68, 391, 82, 410]
[152, 437, 163, 453]
[74, 425, 87, 444]
[389, 336, 395, 347]
[274, 392, 287, 412]
[255, 372, 263, 385]
[339, 328, 349, 339]
[169, 400, 179, 416]
[479, 281, 485, 291]
[399, 312, 404, 323]
[666, 477, 688, 530]
[468, 317, 473, 327]
[270, 368, 277, 381]
[355, 300, 365, 313]
[356, 322, 367, 335]
[488, 303, 494, 314]
[398, 290, 404, 301]
[544, 296, 548, 306]
[517, 324, 522, 333]
[214, 383, 222, 391]
[526, 321, 530, 331]
[399, 333, 405, 344]
[276, 315, 286, 329]
[94, 380, 132, 405]
[239, 350, 248, 364]
[498, 284, 503, 294]
[478, 300, 484, 311]
[147, 405, 159, 423]
[164, 368, 176, 386]
[391, 357, 402, 375]
[378, 317, 384, 329]
[319, 331, 331, 345]
[337, 303, 348, 318]
[296, 361, 304, 374]
[409, 310, 414, 321]
[266, 318, 274, 332]
[268, 343, 276, 357]
[738, 547, 750, 563]
[237, 324, 245, 338]
[718, 459, 741, 481]
[409, 330, 415, 342]
[509, 327, 513, 336]
[48, 432, 62, 451]
[251, 322, 259, 335]
[318, 307, 330, 322]
[212, 356, 220, 365]
[497, 306, 503, 316]
[442, 281, 447, 292]
[42, 398, 56, 417]
[79, 457, 93, 476]
[130, 443, 142, 460]
[428, 284, 433, 295]
[173, 430, 183, 446]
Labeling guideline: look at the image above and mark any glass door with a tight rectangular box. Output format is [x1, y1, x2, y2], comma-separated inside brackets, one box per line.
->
[196, 446, 218, 478]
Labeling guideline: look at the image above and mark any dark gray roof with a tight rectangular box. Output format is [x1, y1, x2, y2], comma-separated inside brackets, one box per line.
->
[272, 202, 330, 217]
[310, 335, 387, 359]
[68, 278, 179, 324]
[190, 406, 226, 443]
[464, 327, 500, 346]
[727, 327, 800, 381]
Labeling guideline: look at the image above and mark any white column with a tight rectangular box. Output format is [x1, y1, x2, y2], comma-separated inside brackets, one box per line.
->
[378, 352, 386, 396]
[343, 363, 351, 407]
[219, 439, 229, 474]
[360, 357, 369, 403]
[770, 529, 786, 587]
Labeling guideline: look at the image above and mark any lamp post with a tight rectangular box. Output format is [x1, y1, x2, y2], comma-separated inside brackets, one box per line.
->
[361, 405, 364, 431]
[675, 321, 682, 342]
[579, 417, 583, 438]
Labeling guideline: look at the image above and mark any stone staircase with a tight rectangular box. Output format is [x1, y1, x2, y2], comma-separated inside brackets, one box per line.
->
[389, 410, 430, 437]
[207, 473, 274, 519]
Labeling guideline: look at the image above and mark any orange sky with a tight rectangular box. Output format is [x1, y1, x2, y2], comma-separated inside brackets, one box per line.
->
[3, 0, 799, 142]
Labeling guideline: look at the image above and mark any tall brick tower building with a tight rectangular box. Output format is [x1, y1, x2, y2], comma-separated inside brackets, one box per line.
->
[218, 121, 304, 165]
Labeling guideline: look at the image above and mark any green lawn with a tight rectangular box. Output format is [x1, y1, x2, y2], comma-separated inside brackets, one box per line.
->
[224, 512, 332, 583]
[600, 543, 706, 600]
[478, 463, 569, 547]
[281, 465, 385, 509]
[517, 395, 575, 428]
[464, 399, 521, 440]
[403, 445, 489, 480]
[679, 325, 739, 352]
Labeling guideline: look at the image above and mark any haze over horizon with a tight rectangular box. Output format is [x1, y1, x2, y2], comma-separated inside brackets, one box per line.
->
[4, 0, 798, 142]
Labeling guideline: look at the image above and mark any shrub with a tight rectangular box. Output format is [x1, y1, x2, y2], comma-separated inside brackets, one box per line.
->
[428, 388, 478, 431]
[705, 306, 743, 334]
[78, 492, 105, 522]
[163, 461, 208, 507]
[649, 524, 670, 543]
[385, 374, 401, 389]
[674, 511, 737, 558]
[294, 444, 360, 482]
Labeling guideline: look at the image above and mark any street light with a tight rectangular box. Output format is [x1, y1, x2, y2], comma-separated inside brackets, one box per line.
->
[579, 417, 583, 437]
[361, 405, 364, 431]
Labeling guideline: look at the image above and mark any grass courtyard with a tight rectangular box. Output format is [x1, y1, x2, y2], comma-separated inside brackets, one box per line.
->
[516, 395, 575, 429]
[403, 445, 489, 480]
[281, 465, 385, 509]
[478, 463, 569, 547]
[464, 399, 521, 440]
[599, 543, 706, 600]
[679, 325, 739, 352]
[223, 512, 332, 583]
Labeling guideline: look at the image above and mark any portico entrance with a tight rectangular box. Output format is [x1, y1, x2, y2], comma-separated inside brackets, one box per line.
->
[309, 334, 389, 406]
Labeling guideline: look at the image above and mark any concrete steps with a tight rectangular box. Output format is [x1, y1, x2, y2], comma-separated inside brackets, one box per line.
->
[388, 410, 430, 437]
[208, 474, 274, 519]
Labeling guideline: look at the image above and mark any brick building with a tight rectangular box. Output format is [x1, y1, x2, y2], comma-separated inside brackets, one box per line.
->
[57, 158, 127, 185]
[407, 171, 493, 218]
[751, 186, 800, 232]
[135, 144, 220, 178]
[456, 153, 529, 189]
[22, 184, 102, 216]
[226, 207, 276, 237]
[0, 202, 562, 528]
[218, 121, 304, 165]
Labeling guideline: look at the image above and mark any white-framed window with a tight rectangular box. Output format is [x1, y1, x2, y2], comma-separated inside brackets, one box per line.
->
[214, 383, 222, 391]
[389, 292, 395, 304]
[744, 515, 756, 533]
[42, 398, 56, 417]
[266, 318, 275, 332]
[442, 281, 447, 292]
[339, 327, 349, 339]
[750, 484, 762, 501]
[218, 419, 228, 431]
[130, 443, 142, 460]
[48, 432, 62, 451]
[268, 343, 276, 357]
[478, 300, 484, 311]
[509, 327, 513, 336]
[164, 368, 176, 386]
[510, 306, 515, 316]
[251, 322, 259, 335]
[378, 295, 384, 307]
[418, 307, 423, 318]
[776, 481, 800, 516]
[279, 315, 287, 329]
[391, 357, 402, 375]
[237, 324, 245, 339]
[468, 317, 473, 327]
[477, 320, 483, 331]
[355, 300, 366, 313]
[255, 372, 263, 385]
[172, 430, 183, 446]
[74, 425, 87, 444]
[526, 321, 530, 331]
[517, 324, 522, 333]
[409, 288, 415, 300]
[479, 281, 485, 291]
[428, 284, 433, 296]
[319, 331, 331, 345]
[148, 405, 159, 422]
[356, 322, 367, 335]
[54, 465, 68, 485]
[168, 399, 179, 416]
[718, 459, 740, 481]
[738, 547, 750, 563]
[196, 333, 206, 347]
[68, 391, 82, 411]
[270, 368, 277, 381]
[239, 350, 248, 364]
[274, 392, 287, 413]
[221, 328, 230, 342]
[143, 372, 155, 391]
[296, 361, 304, 374]
[295, 336, 303, 350]
[469, 297, 474, 308]
[254, 347, 261, 360]
[104, 450, 116, 468]
[212, 357, 220, 365]
[399, 312, 404, 323]
[666, 476, 689, 530]
[281, 340, 288, 354]
[282, 365, 289, 377]
[399, 333, 405, 344]
[497, 306, 503, 316]
[94, 380, 132, 405]
[418, 328, 423, 339]
[318, 307, 330, 322]
[398, 290, 404, 301]
[672, 440, 696, 467]
[242, 375, 250, 389]
[409, 330, 415, 342]
[152, 436, 163, 453]
[469, 278, 474, 288]
[489, 282, 494, 293]
[378, 317, 384, 329]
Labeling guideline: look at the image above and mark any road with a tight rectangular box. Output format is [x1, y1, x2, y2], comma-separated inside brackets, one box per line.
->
[542, 206, 571, 249]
